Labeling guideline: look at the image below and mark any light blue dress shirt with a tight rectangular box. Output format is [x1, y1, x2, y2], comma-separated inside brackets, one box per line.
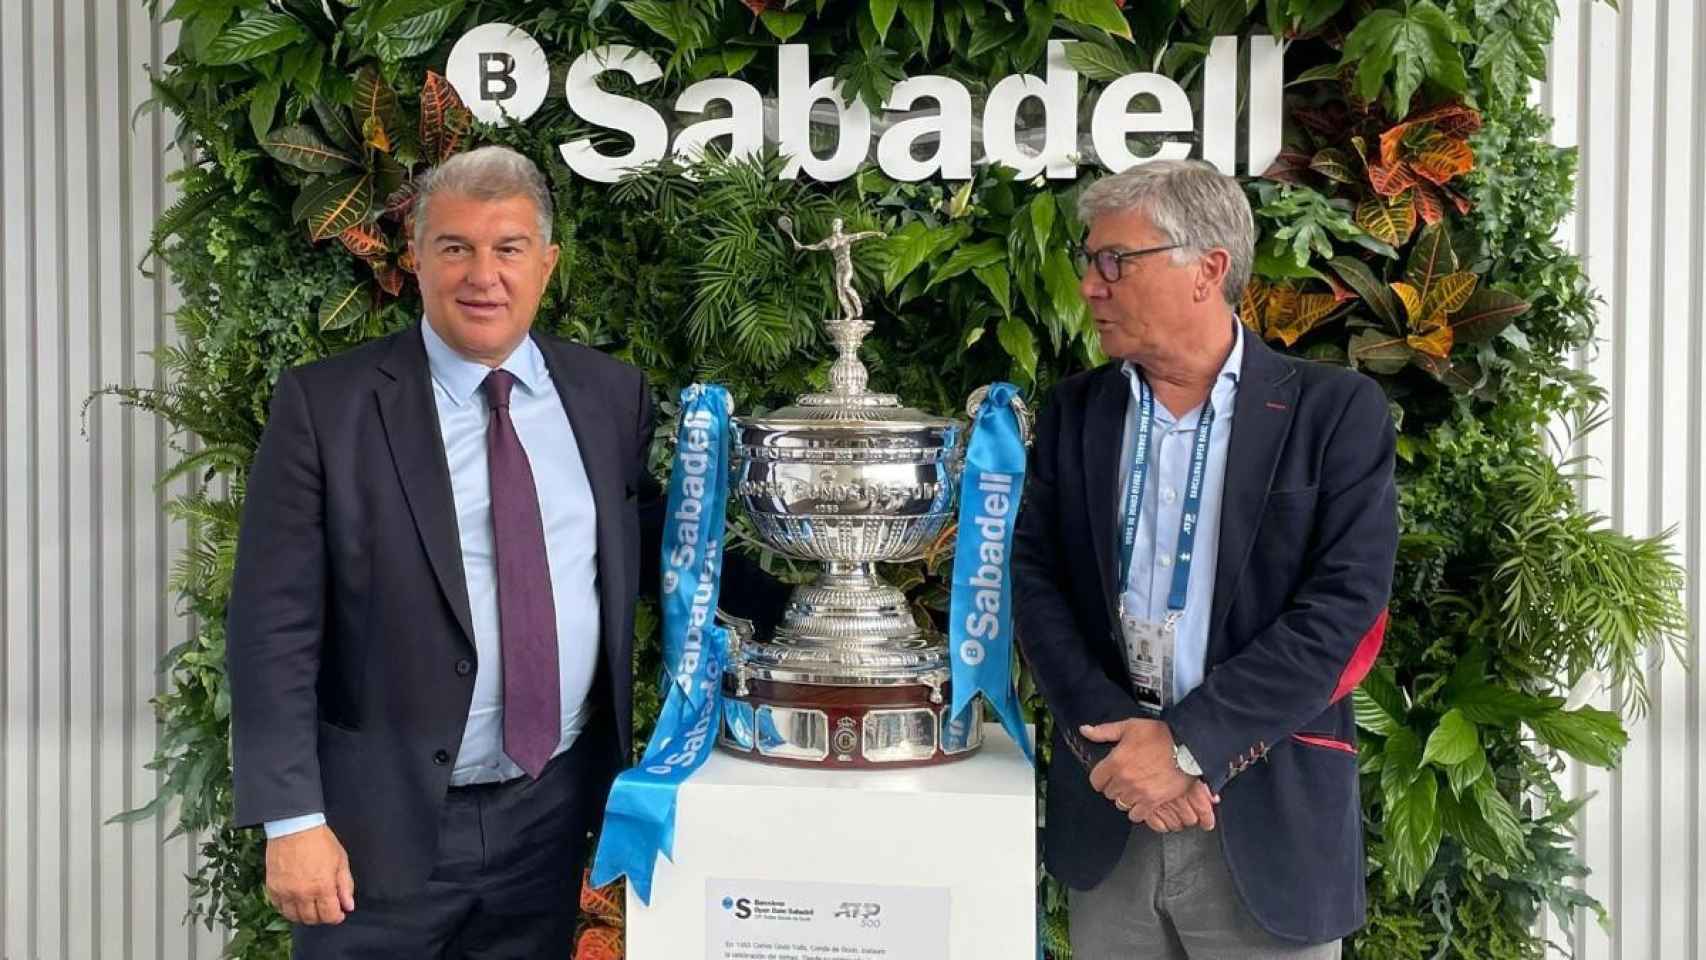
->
[265, 320, 602, 839]
[1116, 328, 1242, 703]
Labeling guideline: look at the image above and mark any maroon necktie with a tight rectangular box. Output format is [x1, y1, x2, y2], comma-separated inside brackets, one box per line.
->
[482, 370, 559, 779]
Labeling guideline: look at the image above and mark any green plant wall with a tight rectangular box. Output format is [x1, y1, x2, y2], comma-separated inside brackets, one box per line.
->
[127, 0, 1685, 957]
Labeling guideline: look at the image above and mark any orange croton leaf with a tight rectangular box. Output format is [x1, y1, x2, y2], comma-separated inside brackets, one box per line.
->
[1424, 271, 1479, 315]
[573, 924, 624, 960]
[1296, 291, 1339, 329]
[1389, 281, 1424, 323]
[338, 223, 388, 259]
[580, 870, 623, 923]
[370, 259, 405, 297]
[1264, 285, 1299, 332]
[398, 247, 418, 274]
[1379, 103, 1482, 166]
[1240, 278, 1271, 328]
[1368, 160, 1419, 198]
[420, 71, 473, 166]
[362, 114, 392, 154]
[1411, 181, 1447, 225]
[1355, 198, 1403, 247]
[1407, 319, 1454, 359]
[1411, 133, 1474, 185]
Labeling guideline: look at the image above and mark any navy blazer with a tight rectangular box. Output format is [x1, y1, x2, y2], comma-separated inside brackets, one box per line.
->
[226, 323, 784, 900]
[1014, 327, 1397, 944]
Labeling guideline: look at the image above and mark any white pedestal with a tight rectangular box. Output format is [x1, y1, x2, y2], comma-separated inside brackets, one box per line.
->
[626, 723, 1037, 960]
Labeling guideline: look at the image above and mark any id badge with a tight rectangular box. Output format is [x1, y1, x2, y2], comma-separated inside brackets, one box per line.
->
[1119, 613, 1175, 717]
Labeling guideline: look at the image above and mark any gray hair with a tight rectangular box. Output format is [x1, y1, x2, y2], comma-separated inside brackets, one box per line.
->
[412, 145, 554, 248]
[1076, 160, 1254, 305]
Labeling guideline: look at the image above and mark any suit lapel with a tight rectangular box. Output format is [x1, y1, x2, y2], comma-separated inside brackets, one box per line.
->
[1207, 329, 1298, 658]
[1083, 365, 1129, 635]
[375, 326, 476, 647]
[535, 335, 627, 666]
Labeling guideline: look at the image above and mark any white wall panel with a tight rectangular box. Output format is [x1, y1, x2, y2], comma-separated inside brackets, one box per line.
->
[1547, 0, 1706, 957]
[0, 1, 220, 957]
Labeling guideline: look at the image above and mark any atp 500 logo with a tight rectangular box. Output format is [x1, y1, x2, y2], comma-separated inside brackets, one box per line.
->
[834, 901, 883, 928]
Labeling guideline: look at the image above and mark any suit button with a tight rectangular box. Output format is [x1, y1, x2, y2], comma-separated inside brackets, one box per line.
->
[454, 658, 472, 676]
[433, 749, 450, 765]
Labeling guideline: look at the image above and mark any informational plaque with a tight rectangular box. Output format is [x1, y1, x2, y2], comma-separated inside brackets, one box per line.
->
[706, 878, 950, 960]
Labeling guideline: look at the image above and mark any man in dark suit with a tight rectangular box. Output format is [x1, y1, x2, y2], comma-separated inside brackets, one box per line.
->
[1014, 160, 1396, 958]
[227, 145, 779, 957]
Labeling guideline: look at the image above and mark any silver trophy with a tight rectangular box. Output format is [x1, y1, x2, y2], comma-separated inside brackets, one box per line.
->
[714, 216, 1026, 768]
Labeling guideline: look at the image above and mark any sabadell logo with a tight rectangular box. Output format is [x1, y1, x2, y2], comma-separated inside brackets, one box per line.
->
[446, 23, 1284, 184]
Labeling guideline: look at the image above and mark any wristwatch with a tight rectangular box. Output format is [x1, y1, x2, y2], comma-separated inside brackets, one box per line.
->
[1173, 742, 1202, 777]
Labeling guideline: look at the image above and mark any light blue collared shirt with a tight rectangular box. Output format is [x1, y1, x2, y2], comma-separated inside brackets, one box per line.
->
[265, 320, 602, 839]
[1116, 327, 1242, 703]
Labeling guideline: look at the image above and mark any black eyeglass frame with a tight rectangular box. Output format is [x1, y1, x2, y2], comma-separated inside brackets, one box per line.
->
[1071, 242, 1187, 283]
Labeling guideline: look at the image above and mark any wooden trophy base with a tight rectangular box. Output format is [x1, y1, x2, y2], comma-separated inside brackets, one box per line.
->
[717, 673, 984, 769]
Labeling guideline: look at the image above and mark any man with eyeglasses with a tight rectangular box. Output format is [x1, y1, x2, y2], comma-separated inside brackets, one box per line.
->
[1013, 159, 1398, 958]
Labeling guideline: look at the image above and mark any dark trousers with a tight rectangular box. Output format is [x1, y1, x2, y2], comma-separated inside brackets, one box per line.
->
[292, 727, 613, 960]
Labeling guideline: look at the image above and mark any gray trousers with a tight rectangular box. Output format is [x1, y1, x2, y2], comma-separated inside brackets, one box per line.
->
[1069, 825, 1340, 960]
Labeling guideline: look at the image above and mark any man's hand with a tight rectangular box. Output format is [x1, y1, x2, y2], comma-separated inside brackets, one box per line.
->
[265, 825, 356, 925]
[1140, 781, 1219, 832]
[1081, 718, 1196, 820]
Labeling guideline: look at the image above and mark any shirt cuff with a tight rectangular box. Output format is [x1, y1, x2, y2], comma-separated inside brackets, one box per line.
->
[263, 813, 327, 839]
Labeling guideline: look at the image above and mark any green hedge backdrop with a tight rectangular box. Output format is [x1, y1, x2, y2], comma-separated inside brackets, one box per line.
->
[125, 0, 1687, 957]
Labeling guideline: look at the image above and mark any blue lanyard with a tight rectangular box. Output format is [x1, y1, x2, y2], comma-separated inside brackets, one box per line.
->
[1117, 373, 1215, 620]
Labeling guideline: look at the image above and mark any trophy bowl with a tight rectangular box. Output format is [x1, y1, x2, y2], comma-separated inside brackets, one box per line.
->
[714, 218, 986, 769]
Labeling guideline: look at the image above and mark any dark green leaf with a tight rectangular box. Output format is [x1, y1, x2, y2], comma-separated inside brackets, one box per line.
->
[1452, 288, 1530, 344]
[1356, 666, 1408, 734]
[1381, 726, 1424, 808]
[1445, 744, 1489, 797]
[1452, 683, 1555, 725]
[300, 172, 375, 241]
[1063, 40, 1142, 83]
[1405, 222, 1457, 299]
[928, 239, 1007, 290]
[1421, 708, 1479, 766]
[900, 0, 935, 52]
[967, 17, 1022, 59]
[318, 280, 370, 331]
[262, 123, 357, 173]
[1349, 329, 1412, 374]
[882, 221, 968, 292]
[974, 264, 1012, 318]
[1385, 771, 1443, 895]
[760, 10, 808, 40]
[1041, 246, 1091, 343]
[312, 97, 360, 152]
[1531, 706, 1628, 768]
[1328, 255, 1402, 328]
[869, 0, 900, 43]
[997, 315, 1039, 382]
[249, 78, 283, 141]
[1057, 0, 1133, 39]
[203, 12, 308, 65]
[1030, 193, 1057, 259]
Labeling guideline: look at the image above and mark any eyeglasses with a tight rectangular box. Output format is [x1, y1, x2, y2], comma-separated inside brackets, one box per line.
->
[1072, 243, 1185, 283]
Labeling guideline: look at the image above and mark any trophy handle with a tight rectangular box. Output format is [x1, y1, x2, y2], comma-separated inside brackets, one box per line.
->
[964, 385, 1035, 448]
[715, 608, 756, 696]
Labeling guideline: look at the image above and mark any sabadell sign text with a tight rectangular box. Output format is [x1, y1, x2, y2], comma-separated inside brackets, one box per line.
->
[446, 23, 1284, 184]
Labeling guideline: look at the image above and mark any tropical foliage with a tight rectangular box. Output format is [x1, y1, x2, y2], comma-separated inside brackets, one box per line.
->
[127, 0, 1680, 957]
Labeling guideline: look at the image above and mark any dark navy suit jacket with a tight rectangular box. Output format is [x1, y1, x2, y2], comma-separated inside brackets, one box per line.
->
[1014, 326, 1396, 944]
[226, 323, 784, 900]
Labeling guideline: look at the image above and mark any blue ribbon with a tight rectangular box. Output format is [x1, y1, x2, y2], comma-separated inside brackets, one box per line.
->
[589, 384, 734, 903]
[948, 383, 1033, 762]
[658, 385, 734, 709]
